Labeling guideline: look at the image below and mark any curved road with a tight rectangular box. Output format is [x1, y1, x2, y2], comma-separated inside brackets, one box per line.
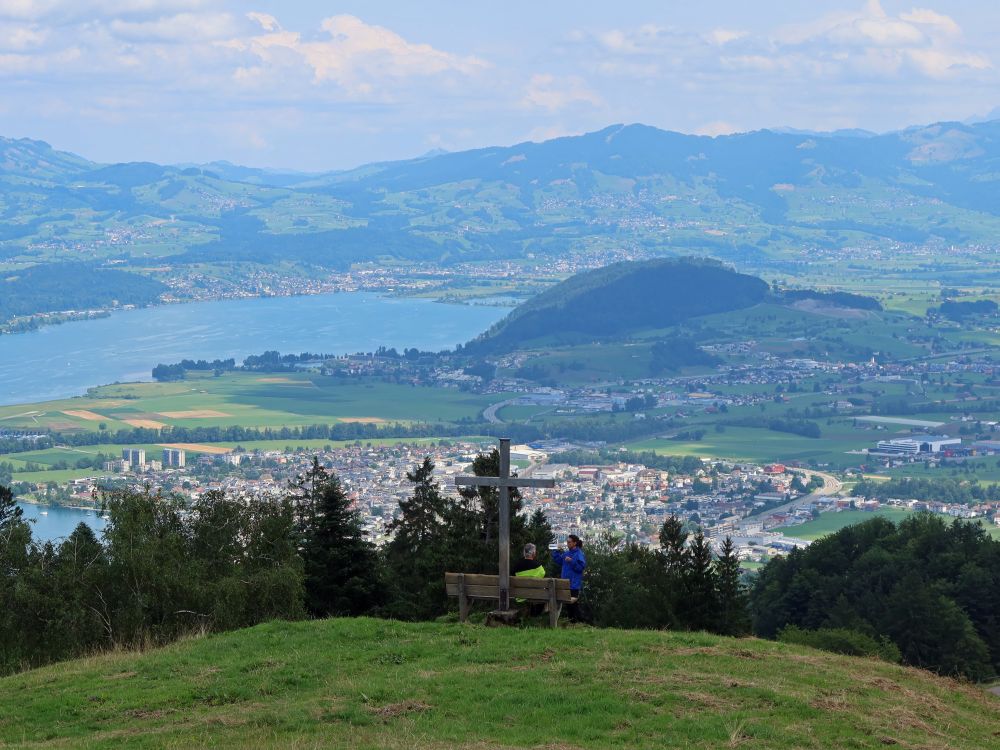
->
[483, 398, 519, 425]
[735, 469, 842, 534]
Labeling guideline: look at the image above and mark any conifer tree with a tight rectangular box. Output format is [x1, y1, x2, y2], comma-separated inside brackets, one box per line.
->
[293, 460, 381, 617]
[656, 515, 689, 625]
[685, 531, 718, 631]
[383, 458, 453, 619]
[714, 536, 750, 635]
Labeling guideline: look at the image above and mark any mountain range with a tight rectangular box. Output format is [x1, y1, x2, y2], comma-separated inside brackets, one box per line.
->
[3, 119, 1000, 273]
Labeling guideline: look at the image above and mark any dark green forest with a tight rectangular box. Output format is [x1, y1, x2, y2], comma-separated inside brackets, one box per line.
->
[751, 514, 1000, 680]
[0, 263, 165, 322]
[465, 257, 770, 353]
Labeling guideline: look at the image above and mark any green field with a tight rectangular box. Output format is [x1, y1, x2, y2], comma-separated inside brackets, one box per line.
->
[0, 372, 512, 433]
[783, 509, 914, 540]
[1, 617, 996, 749]
[626, 425, 870, 466]
[784, 509, 1000, 541]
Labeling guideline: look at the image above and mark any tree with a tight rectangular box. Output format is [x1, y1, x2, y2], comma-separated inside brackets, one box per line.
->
[525, 509, 555, 574]
[714, 536, 750, 636]
[749, 513, 1000, 680]
[293, 462, 382, 617]
[383, 458, 453, 619]
[685, 532, 718, 631]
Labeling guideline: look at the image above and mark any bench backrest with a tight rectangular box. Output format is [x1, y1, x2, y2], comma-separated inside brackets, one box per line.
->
[444, 572, 574, 602]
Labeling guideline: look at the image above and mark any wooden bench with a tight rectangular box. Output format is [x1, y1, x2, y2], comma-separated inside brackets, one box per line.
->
[445, 572, 575, 627]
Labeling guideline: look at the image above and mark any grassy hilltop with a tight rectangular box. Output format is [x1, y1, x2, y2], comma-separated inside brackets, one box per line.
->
[0, 618, 996, 749]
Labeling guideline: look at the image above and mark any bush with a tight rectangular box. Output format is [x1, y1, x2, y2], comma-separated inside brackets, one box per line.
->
[778, 626, 901, 663]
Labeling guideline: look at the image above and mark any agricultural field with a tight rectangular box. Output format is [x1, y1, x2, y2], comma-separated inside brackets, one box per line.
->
[783, 509, 1000, 541]
[0, 372, 513, 433]
[625, 424, 873, 467]
[882, 457, 1000, 485]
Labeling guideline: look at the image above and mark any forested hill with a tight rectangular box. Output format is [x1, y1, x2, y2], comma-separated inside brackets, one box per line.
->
[466, 257, 768, 352]
[0, 263, 166, 322]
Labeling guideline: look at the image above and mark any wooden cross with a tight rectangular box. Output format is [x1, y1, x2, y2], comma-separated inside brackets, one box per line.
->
[455, 438, 555, 613]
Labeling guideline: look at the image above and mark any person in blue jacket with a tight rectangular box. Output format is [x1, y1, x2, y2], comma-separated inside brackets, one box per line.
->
[551, 534, 586, 621]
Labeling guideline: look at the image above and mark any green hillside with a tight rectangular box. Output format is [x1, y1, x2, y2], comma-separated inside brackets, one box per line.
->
[466, 257, 769, 353]
[1, 618, 996, 749]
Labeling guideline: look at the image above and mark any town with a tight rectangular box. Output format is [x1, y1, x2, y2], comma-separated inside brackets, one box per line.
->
[22, 434, 999, 570]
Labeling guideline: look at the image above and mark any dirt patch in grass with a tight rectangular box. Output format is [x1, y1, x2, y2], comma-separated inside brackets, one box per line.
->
[158, 410, 232, 419]
[62, 409, 109, 421]
[256, 377, 295, 383]
[370, 700, 432, 720]
[810, 690, 851, 712]
[682, 691, 739, 712]
[338, 417, 388, 424]
[157, 443, 231, 455]
[45, 420, 79, 431]
[123, 418, 166, 429]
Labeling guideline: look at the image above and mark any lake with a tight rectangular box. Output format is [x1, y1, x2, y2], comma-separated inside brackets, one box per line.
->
[0, 293, 506, 406]
[15, 501, 107, 543]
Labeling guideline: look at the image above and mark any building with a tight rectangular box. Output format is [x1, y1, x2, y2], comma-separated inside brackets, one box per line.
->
[918, 435, 961, 453]
[122, 448, 146, 467]
[874, 439, 921, 456]
[162, 448, 186, 468]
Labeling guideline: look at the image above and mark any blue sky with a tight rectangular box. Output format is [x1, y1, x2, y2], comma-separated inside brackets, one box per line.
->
[0, 0, 997, 169]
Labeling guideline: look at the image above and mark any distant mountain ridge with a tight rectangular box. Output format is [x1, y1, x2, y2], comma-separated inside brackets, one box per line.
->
[4, 118, 1000, 275]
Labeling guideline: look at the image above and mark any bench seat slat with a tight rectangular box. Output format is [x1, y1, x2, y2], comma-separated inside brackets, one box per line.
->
[445, 572, 570, 590]
[446, 583, 574, 602]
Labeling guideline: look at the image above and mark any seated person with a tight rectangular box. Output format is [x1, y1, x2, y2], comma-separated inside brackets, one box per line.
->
[512, 543, 546, 614]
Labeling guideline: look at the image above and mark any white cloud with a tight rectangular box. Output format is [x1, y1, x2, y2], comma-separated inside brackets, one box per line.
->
[707, 28, 746, 46]
[109, 12, 237, 42]
[223, 13, 488, 96]
[522, 73, 603, 112]
[246, 11, 279, 33]
[0, 22, 47, 50]
[586, 2, 990, 85]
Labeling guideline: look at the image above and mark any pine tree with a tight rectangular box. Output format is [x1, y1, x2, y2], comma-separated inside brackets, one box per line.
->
[714, 536, 750, 635]
[388, 457, 448, 548]
[658, 515, 688, 573]
[294, 463, 381, 617]
[0, 484, 22, 531]
[383, 458, 454, 619]
[525, 509, 554, 559]
[656, 515, 689, 626]
[685, 531, 718, 632]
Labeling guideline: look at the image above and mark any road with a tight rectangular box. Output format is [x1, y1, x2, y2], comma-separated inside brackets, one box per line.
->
[735, 469, 842, 534]
[482, 398, 519, 424]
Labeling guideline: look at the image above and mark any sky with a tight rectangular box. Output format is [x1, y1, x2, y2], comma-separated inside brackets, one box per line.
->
[0, 0, 998, 170]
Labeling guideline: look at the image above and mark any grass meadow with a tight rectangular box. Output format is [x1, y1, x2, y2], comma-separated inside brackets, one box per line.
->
[0, 617, 997, 749]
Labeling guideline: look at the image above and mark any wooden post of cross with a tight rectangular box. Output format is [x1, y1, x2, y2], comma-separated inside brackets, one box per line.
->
[455, 438, 555, 615]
